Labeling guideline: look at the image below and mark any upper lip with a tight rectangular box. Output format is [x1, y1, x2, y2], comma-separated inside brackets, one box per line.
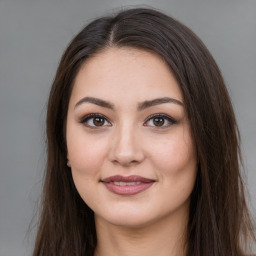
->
[101, 175, 155, 183]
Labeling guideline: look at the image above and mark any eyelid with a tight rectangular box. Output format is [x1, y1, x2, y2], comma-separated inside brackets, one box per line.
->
[143, 113, 177, 128]
[79, 113, 176, 129]
[79, 113, 112, 128]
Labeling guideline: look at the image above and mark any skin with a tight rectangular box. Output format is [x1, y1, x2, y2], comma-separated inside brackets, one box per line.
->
[66, 47, 198, 256]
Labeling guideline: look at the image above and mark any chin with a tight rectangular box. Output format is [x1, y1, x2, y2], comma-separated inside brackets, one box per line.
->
[103, 215, 154, 229]
[94, 198, 190, 230]
[94, 205, 155, 228]
[95, 205, 174, 230]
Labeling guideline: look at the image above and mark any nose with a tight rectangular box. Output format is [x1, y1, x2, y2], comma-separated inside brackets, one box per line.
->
[108, 123, 145, 167]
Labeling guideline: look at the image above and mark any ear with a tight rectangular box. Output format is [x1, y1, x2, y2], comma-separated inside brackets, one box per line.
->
[67, 153, 71, 167]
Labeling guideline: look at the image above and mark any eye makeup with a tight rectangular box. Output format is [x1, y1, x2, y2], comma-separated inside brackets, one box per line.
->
[143, 113, 177, 129]
[79, 113, 111, 129]
[79, 112, 178, 130]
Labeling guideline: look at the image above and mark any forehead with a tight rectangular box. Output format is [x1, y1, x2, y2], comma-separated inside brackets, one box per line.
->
[70, 47, 183, 105]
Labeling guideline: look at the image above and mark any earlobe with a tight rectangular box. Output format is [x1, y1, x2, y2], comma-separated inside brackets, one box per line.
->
[67, 160, 71, 167]
[67, 153, 71, 167]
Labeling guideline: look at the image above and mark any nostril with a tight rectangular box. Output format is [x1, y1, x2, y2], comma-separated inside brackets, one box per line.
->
[108, 130, 145, 165]
[110, 153, 144, 167]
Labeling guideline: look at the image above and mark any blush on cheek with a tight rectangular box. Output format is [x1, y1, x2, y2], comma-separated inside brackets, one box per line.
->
[69, 138, 108, 175]
[151, 143, 192, 168]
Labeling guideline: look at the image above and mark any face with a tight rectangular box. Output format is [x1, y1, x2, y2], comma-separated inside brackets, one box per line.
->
[66, 47, 197, 228]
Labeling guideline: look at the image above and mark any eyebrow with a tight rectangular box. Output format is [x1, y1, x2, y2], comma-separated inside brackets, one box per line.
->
[137, 97, 183, 111]
[74, 96, 183, 110]
[75, 97, 115, 110]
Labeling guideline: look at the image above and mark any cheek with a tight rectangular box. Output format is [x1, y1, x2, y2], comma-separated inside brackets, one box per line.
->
[67, 129, 109, 206]
[150, 131, 197, 210]
[66, 127, 109, 175]
[146, 127, 198, 204]
[149, 129, 196, 175]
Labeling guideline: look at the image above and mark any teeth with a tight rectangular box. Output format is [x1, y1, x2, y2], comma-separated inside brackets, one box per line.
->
[113, 181, 141, 186]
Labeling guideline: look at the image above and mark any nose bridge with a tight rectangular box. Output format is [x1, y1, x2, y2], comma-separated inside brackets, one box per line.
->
[109, 120, 144, 165]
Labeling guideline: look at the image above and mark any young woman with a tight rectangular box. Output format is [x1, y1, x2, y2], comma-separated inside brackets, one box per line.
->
[33, 8, 255, 256]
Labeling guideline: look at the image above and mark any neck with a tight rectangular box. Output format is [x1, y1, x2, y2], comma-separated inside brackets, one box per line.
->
[94, 210, 188, 256]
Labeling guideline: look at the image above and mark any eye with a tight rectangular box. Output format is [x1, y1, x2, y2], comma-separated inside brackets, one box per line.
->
[144, 114, 176, 128]
[80, 114, 111, 128]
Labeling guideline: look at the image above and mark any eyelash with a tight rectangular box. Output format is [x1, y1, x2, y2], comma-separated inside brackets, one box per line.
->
[79, 113, 111, 129]
[79, 113, 177, 129]
[144, 113, 177, 128]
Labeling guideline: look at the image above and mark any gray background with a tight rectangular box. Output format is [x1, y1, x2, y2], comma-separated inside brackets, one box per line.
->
[0, 0, 255, 255]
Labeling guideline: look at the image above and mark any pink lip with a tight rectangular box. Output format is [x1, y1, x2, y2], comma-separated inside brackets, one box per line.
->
[101, 175, 155, 196]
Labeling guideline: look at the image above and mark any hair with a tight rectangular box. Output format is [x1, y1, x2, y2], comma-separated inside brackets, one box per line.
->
[33, 7, 255, 256]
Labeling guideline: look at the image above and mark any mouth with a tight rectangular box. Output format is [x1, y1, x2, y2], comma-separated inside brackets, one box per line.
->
[101, 175, 155, 196]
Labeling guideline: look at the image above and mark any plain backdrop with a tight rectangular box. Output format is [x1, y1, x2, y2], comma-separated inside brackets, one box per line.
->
[0, 0, 255, 255]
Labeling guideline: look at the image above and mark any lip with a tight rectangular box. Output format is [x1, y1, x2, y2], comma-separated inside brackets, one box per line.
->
[101, 175, 155, 196]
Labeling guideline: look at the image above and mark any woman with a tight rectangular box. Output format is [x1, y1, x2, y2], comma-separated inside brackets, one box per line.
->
[33, 8, 255, 256]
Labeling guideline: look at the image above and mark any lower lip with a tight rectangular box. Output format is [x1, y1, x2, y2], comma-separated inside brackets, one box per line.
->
[103, 182, 154, 195]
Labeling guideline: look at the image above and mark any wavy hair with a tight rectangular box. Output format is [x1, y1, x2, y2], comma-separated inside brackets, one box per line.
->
[33, 8, 255, 256]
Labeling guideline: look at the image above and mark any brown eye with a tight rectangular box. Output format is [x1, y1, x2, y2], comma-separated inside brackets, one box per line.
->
[80, 114, 111, 128]
[93, 117, 105, 126]
[153, 117, 165, 127]
[144, 114, 176, 128]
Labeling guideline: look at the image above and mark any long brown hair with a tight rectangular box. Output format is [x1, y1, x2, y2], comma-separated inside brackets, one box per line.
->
[33, 8, 255, 256]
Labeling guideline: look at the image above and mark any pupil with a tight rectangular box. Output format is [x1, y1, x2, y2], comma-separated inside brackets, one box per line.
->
[153, 117, 164, 126]
[93, 117, 104, 126]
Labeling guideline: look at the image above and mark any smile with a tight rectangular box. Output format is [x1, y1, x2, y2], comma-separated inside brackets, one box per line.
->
[101, 175, 155, 196]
